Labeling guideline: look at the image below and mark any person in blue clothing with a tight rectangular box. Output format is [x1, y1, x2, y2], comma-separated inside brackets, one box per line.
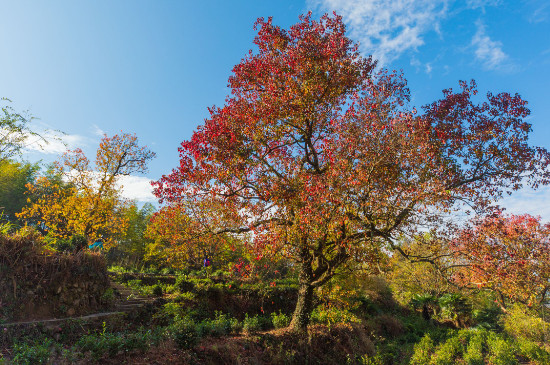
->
[89, 236, 104, 250]
[203, 255, 211, 268]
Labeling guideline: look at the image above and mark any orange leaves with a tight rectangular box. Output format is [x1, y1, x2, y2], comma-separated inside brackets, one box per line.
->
[18, 133, 154, 244]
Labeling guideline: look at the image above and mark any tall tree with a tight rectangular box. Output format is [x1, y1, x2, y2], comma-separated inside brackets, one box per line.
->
[153, 13, 550, 332]
[19, 133, 155, 243]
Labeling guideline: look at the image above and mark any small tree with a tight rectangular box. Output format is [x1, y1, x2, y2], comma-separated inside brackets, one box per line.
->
[452, 214, 550, 308]
[19, 133, 155, 243]
[153, 13, 550, 332]
[0, 98, 49, 162]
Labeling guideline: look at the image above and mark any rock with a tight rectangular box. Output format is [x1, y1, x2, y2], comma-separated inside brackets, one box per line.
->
[56, 286, 63, 294]
[67, 308, 75, 316]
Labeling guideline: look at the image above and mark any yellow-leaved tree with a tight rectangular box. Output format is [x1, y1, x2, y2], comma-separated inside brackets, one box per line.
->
[18, 133, 155, 245]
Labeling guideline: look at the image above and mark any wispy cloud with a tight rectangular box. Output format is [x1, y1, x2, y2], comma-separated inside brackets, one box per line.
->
[529, 2, 549, 23]
[23, 130, 89, 155]
[498, 185, 550, 221]
[310, 0, 449, 65]
[91, 124, 106, 137]
[471, 20, 512, 71]
[466, 0, 501, 10]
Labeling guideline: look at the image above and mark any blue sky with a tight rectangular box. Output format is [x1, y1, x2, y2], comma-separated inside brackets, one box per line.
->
[1, 0, 549, 218]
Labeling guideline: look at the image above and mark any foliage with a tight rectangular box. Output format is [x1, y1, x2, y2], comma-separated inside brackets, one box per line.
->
[0, 98, 49, 162]
[76, 327, 163, 361]
[153, 12, 550, 331]
[170, 317, 199, 349]
[18, 133, 155, 243]
[409, 328, 550, 365]
[453, 213, 550, 307]
[0, 160, 39, 223]
[387, 235, 455, 306]
[243, 313, 263, 334]
[10, 338, 53, 365]
[311, 305, 361, 327]
[113, 202, 156, 263]
[271, 311, 291, 329]
[438, 293, 472, 327]
[503, 303, 550, 343]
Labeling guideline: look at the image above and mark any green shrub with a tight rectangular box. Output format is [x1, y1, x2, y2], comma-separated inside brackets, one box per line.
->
[11, 339, 53, 365]
[503, 304, 550, 343]
[410, 334, 435, 365]
[271, 311, 290, 329]
[487, 333, 518, 365]
[175, 276, 194, 293]
[76, 327, 160, 360]
[173, 292, 196, 302]
[517, 338, 550, 364]
[430, 335, 464, 365]
[100, 287, 115, 304]
[243, 314, 262, 334]
[472, 305, 502, 330]
[152, 284, 163, 297]
[463, 330, 487, 365]
[311, 306, 360, 327]
[154, 302, 186, 324]
[171, 318, 198, 349]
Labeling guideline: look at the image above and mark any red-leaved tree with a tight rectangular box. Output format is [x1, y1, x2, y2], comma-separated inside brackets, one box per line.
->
[153, 13, 550, 331]
[452, 214, 550, 308]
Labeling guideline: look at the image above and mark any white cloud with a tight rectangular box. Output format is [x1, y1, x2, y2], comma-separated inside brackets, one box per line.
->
[310, 0, 449, 65]
[117, 175, 157, 203]
[425, 63, 433, 74]
[471, 20, 510, 70]
[23, 130, 89, 155]
[466, 0, 500, 10]
[530, 2, 549, 23]
[498, 185, 550, 222]
[91, 124, 106, 137]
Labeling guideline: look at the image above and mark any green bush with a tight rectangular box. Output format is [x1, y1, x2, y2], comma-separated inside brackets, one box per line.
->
[175, 276, 194, 293]
[430, 335, 464, 365]
[503, 304, 550, 343]
[472, 305, 502, 330]
[311, 306, 360, 327]
[410, 334, 435, 365]
[11, 339, 53, 365]
[486, 333, 518, 365]
[171, 318, 198, 349]
[154, 302, 186, 324]
[517, 338, 550, 364]
[76, 327, 160, 360]
[271, 311, 290, 329]
[152, 284, 163, 297]
[243, 313, 262, 334]
[463, 330, 486, 365]
[100, 287, 115, 305]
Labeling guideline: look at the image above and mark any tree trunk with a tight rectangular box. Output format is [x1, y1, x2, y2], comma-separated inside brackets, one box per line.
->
[290, 256, 315, 333]
[290, 282, 315, 333]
